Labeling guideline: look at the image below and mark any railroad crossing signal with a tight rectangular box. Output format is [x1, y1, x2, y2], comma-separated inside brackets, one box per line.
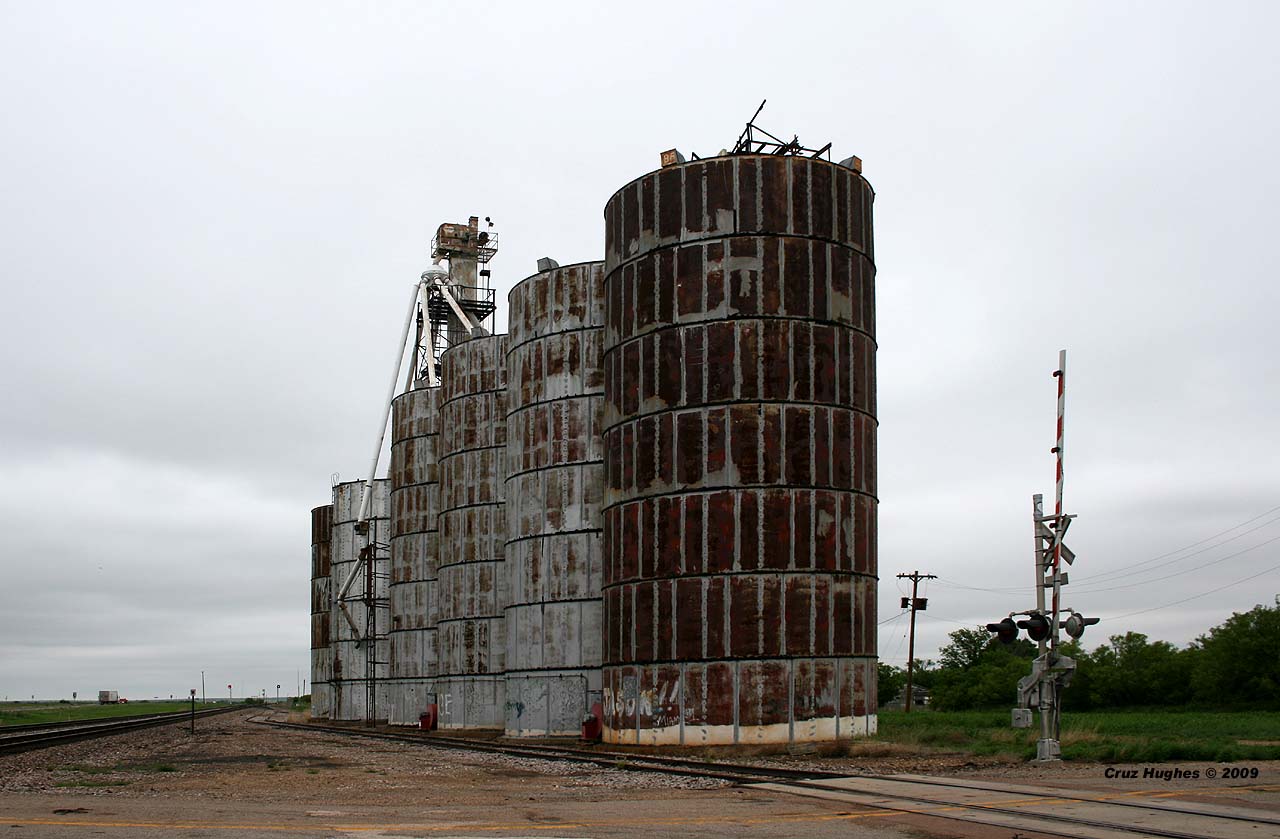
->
[987, 610, 1098, 644]
[986, 617, 1018, 644]
[1019, 612, 1051, 642]
[987, 352, 1101, 762]
[1064, 613, 1100, 639]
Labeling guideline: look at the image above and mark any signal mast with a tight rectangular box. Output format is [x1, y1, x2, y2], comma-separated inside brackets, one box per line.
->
[986, 350, 1098, 762]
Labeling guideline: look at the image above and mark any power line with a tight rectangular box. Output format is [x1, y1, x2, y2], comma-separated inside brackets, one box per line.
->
[1070, 532, 1280, 594]
[1079, 504, 1280, 584]
[928, 508, 1280, 600]
[932, 577, 1030, 595]
[1080, 509, 1280, 586]
[918, 612, 983, 628]
[1103, 559, 1280, 620]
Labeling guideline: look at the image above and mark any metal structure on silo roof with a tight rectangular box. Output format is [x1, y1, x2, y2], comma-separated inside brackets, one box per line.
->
[600, 149, 879, 747]
[387, 385, 443, 725]
[310, 504, 334, 720]
[504, 261, 606, 736]
[436, 334, 509, 728]
[330, 479, 391, 722]
[418, 217, 500, 371]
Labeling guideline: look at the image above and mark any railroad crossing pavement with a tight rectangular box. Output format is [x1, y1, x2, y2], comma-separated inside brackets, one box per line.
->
[752, 774, 1280, 839]
[0, 790, 1027, 839]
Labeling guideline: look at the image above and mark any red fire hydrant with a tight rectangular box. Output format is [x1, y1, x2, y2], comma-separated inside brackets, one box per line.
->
[581, 701, 603, 741]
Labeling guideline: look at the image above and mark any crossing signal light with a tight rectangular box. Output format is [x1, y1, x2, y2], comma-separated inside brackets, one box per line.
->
[1064, 614, 1100, 639]
[986, 617, 1018, 644]
[1018, 612, 1051, 642]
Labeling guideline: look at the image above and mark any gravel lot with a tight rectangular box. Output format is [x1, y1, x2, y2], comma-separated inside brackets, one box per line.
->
[0, 710, 731, 803]
[2, 708, 1275, 839]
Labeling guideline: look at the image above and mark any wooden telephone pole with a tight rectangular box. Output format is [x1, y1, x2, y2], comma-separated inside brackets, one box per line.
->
[897, 570, 937, 712]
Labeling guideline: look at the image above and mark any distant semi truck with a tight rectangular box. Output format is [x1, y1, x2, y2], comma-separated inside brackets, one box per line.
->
[98, 690, 119, 704]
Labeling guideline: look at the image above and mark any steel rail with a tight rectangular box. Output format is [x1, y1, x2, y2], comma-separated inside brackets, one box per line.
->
[261, 718, 1279, 838]
[0, 707, 235, 735]
[769, 778, 1274, 839]
[0, 706, 246, 755]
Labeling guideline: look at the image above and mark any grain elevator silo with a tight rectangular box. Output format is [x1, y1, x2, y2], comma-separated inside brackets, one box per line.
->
[436, 335, 509, 728]
[504, 261, 606, 736]
[309, 503, 334, 719]
[329, 478, 391, 722]
[387, 386, 442, 725]
[600, 149, 878, 746]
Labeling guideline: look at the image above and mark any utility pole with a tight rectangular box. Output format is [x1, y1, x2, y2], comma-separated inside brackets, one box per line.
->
[896, 571, 937, 712]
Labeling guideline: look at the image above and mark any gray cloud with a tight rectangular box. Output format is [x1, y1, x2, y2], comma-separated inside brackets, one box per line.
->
[1, 2, 1277, 698]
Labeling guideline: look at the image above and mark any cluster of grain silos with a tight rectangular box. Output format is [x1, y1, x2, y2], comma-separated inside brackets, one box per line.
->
[310, 144, 878, 749]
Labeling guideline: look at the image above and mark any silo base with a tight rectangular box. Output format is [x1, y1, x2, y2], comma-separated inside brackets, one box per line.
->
[309, 683, 333, 720]
[602, 714, 876, 748]
[600, 658, 878, 750]
[435, 676, 506, 729]
[505, 670, 603, 737]
[385, 679, 435, 726]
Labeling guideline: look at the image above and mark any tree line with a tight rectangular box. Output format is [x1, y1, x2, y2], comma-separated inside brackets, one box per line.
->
[878, 603, 1279, 711]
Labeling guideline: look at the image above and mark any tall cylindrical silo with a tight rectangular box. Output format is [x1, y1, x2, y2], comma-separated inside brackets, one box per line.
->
[436, 335, 509, 728]
[310, 504, 334, 719]
[387, 385, 442, 725]
[504, 262, 606, 736]
[600, 153, 878, 747]
[330, 479, 392, 722]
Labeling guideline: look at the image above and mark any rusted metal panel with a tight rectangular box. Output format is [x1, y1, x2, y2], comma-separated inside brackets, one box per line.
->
[309, 648, 333, 719]
[309, 504, 335, 719]
[328, 480, 391, 722]
[504, 262, 605, 737]
[601, 155, 877, 748]
[387, 386, 442, 725]
[436, 335, 509, 729]
[603, 154, 874, 275]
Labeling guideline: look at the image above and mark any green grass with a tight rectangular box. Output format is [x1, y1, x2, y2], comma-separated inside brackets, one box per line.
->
[0, 701, 222, 727]
[872, 709, 1280, 763]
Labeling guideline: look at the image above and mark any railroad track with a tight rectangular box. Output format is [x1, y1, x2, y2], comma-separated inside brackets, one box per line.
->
[262, 717, 1280, 839]
[0, 706, 245, 755]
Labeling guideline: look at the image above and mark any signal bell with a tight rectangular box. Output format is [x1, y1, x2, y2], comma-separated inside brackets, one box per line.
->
[986, 617, 1018, 644]
[1064, 614, 1100, 639]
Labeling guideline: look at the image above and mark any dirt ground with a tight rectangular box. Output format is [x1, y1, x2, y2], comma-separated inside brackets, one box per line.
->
[0, 708, 1276, 838]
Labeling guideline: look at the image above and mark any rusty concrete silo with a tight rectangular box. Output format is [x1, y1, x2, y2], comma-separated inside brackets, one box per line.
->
[387, 385, 442, 725]
[436, 335, 509, 728]
[310, 504, 334, 719]
[329, 478, 392, 722]
[504, 262, 606, 736]
[600, 153, 878, 746]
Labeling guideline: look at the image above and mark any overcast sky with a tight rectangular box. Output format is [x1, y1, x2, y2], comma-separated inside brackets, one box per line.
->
[2, 2, 1277, 701]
